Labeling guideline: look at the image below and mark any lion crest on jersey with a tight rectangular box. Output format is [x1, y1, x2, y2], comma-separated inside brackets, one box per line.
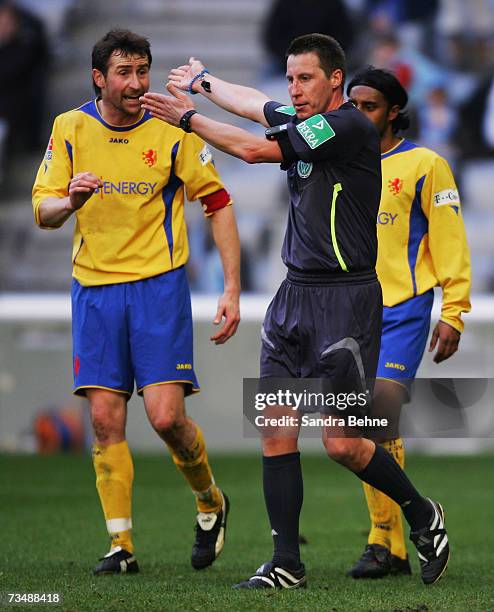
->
[388, 177, 403, 195]
[142, 149, 157, 167]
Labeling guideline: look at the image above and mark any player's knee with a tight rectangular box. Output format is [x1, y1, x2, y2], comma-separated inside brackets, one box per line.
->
[324, 438, 360, 466]
[150, 409, 185, 437]
[89, 397, 125, 443]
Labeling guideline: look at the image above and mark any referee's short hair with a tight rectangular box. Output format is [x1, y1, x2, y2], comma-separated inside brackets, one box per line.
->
[92, 29, 152, 95]
[286, 33, 346, 83]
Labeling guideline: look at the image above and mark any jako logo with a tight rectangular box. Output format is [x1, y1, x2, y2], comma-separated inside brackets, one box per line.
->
[109, 137, 129, 144]
[385, 361, 406, 371]
[95, 181, 157, 196]
[176, 363, 192, 370]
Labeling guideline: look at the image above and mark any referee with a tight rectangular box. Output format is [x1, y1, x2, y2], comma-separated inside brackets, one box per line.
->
[142, 34, 450, 589]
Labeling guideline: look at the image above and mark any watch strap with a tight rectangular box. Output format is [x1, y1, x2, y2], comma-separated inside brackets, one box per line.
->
[179, 109, 198, 133]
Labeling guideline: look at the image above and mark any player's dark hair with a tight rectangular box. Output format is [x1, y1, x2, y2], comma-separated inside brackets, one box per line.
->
[286, 33, 346, 85]
[91, 29, 152, 95]
[347, 66, 410, 133]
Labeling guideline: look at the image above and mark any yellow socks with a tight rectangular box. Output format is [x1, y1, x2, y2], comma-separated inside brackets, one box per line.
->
[93, 440, 134, 553]
[167, 424, 223, 513]
[362, 438, 407, 560]
[92, 428, 221, 555]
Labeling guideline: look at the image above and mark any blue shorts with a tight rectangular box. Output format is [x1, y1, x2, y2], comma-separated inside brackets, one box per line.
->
[71, 266, 199, 398]
[376, 289, 434, 390]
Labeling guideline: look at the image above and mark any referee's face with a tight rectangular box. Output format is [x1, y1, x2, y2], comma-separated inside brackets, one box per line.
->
[286, 52, 340, 119]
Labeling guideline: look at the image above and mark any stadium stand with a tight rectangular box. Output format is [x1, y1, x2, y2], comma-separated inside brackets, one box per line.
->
[0, 0, 493, 294]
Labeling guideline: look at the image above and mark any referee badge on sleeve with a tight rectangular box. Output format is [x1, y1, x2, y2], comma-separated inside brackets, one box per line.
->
[296, 114, 335, 149]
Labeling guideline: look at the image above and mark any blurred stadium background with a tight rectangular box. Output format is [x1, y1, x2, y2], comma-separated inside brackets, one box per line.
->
[1, 0, 494, 454]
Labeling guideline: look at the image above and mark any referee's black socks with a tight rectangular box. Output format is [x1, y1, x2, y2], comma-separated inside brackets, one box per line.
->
[356, 444, 433, 531]
[263, 452, 303, 570]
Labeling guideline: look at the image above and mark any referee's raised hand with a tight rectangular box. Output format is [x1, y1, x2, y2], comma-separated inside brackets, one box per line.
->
[168, 57, 205, 92]
[141, 85, 194, 128]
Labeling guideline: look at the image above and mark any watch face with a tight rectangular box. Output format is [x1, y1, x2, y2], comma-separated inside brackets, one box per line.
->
[201, 80, 211, 93]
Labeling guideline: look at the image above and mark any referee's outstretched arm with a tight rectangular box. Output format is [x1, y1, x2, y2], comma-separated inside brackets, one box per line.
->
[168, 57, 271, 126]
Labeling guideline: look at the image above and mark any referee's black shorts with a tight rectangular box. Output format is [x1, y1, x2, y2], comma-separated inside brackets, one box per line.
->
[260, 270, 382, 388]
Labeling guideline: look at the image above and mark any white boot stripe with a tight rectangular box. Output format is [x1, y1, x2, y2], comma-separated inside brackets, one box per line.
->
[275, 567, 299, 582]
[418, 551, 428, 562]
[278, 576, 291, 588]
[436, 534, 448, 557]
[431, 507, 439, 531]
[253, 576, 275, 587]
[215, 527, 225, 556]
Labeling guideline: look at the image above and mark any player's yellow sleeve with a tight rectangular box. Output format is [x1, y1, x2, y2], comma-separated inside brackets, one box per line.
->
[421, 155, 471, 332]
[174, 133, 231, 204]
[32, 115, 74, 228]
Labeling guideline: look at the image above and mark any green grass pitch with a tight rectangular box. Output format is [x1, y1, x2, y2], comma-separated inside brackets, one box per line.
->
[1, 452, 493, 611]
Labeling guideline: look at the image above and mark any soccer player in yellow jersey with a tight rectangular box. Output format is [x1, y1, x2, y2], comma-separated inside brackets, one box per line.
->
[32, 30, 241, 575]
[346, 67, 471, 578]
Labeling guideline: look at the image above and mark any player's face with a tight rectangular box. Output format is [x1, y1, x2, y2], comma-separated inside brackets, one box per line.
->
[286, 52, 340, 119]
[93, 51, 150, 120]
[348, 85, 397, 137]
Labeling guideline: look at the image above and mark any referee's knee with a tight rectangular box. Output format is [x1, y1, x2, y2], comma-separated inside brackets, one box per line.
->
[324, 437, 361, 468]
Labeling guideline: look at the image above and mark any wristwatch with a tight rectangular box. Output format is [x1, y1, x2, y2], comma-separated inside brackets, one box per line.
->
[179, 109, 198, 133]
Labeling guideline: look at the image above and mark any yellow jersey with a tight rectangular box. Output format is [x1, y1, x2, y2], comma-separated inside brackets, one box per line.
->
[377, 139, 471, 332]
[32, 99, 231, 286]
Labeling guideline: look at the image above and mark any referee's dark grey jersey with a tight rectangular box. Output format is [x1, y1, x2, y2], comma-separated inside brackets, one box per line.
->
[264, 101, 381, 278]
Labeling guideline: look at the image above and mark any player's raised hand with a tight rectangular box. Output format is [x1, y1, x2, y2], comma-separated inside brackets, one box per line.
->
[428, 320, 460, 363]
[168, 57, 206, 91]
[68, 172, 102, 210]
[210, 291, 240, 345]
[140, 85, 194, 127]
